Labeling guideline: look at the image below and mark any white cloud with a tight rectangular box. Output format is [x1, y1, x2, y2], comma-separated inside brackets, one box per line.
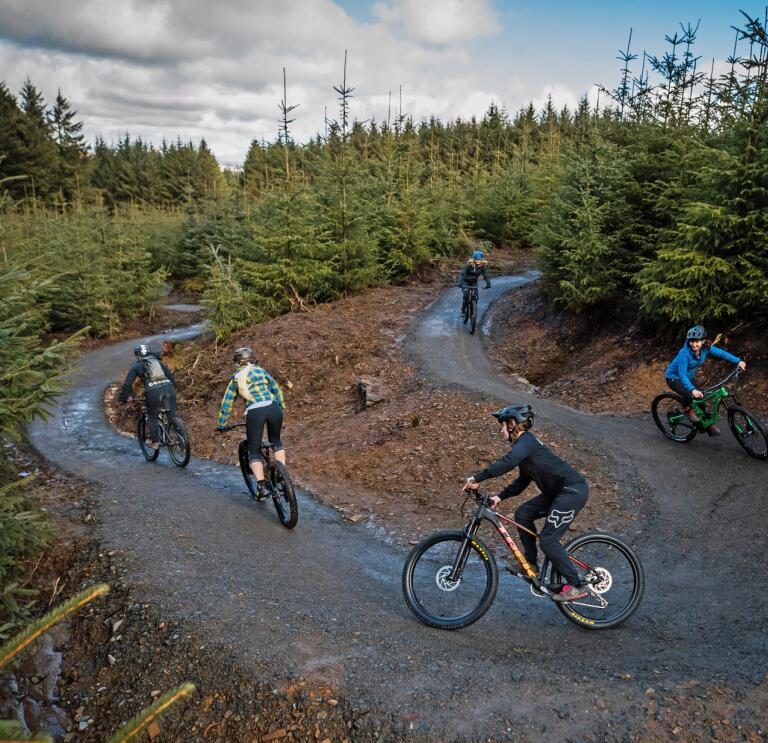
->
[0, 0, 588, 165]
[373, 0, 499, 45]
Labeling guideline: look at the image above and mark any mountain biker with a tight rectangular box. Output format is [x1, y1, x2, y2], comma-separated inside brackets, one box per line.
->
[464, 404, 590, 603]
[118, 344, 180, 450]
[665, 325, 746, 436]
[457, 250, 491, 315]
[215, 347, 286, 500]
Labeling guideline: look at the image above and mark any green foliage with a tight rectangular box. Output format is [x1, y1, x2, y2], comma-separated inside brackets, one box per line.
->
[0, 478, 54, 639]
[1, 206, 169, 336]
[107, 683, 196, 743]
[202, 247, 258, 340]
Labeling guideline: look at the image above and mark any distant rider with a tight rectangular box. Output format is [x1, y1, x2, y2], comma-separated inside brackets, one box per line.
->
[215, 347, 286, 500]
[464, 405, 590, 603]
[457, 250, 491, 315]
[118, 344, 180, 450]
[665, 325, 746, 435]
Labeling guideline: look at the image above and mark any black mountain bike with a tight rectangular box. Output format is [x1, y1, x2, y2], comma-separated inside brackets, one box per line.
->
[133, 399, 190, 467]
[219, 423, 298, 529]
[461, 287, 479, 334]
[403, 488, 644, 631]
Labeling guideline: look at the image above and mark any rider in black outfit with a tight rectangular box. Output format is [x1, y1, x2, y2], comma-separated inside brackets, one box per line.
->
[457, 250, 491, 314]
[118, 344, 181, 449]
[465, 404, 590, 602]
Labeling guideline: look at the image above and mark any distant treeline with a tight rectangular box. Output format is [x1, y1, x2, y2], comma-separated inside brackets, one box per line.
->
[1, 10, 768, 346]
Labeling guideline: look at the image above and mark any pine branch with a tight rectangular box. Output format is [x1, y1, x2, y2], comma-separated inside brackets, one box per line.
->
[107, 683, 196, 743]
[0, 584, 109, 670]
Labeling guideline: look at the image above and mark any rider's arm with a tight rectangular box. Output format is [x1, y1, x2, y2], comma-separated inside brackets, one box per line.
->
[480, 265, 491, 288]
[117, 364, 140, 402]
[266, 372, 285, 410]
[457, 264, 469, 287]
[472, 435, 535, 482]
[216, 377, 238, 428]
[498, 474, 532, 500]
[708, 346, 741, 365]
[671, 349, 696, 392]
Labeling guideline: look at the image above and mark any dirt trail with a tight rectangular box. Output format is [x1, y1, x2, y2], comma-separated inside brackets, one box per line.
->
[28, 278, 768, 741]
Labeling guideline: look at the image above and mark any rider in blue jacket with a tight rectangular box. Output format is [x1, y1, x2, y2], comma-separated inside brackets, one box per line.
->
[665, 325, 746, 434]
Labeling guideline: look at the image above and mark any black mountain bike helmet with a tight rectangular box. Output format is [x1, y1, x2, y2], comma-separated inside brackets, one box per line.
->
[233, 347, 254, 364]
[686, 325, 707, 341]
[491, 404, 534, 426]
[134, 344, 151, 358]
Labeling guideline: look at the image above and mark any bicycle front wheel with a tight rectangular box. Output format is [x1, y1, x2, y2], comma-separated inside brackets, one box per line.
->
[728, 406, 768, 460]
[269, 461, 298, 529]
[167, 418, 191, 467]
[469, 299, 477, 334]
[547, 533, 644, 630]
[651, 393, 697, 443]
[136, 415, 159, 461]
[238, 440, 258, 497]
[402, 530, 498, 630]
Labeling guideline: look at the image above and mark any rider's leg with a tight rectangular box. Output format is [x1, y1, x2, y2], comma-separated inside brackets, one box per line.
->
[245, 406, 267, 482]
[461, 287, 469, 312]
[666, 378, 697, 421]
[538, 483, 589, 587]
[514, 493, 551, 566]
[160, 385, 182, 430]
[265, 402, 285, 465]
[144, 387, 163, 447]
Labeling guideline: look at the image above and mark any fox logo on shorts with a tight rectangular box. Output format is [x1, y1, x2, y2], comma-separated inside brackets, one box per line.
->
[547, 509, 575, 529]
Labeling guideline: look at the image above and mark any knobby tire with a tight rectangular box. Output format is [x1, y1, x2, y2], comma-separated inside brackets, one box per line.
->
[651, 393, 697, 443]
[238, 440, 258, 498]
[546, 533, 644, 630]
[137, 415, 159, 461]
[167, 418, 191, 467]
[402, 530, 498, 630]
[728, 405, 768, 460]
[269, 460, 298, 529]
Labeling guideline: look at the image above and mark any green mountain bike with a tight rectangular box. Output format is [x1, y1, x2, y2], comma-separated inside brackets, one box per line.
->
[651, 369, 768, 460]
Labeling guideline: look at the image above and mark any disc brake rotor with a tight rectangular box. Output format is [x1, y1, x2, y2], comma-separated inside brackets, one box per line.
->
[586, 567, 612, 594]
[435, 565, 460, 592]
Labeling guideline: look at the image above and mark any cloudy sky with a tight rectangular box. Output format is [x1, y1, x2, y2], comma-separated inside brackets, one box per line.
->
[0, 0, 753, 166]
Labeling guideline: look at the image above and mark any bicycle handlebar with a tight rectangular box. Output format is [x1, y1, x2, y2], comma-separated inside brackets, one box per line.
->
[701, 366, 743, 394]
[216, 423, 246, 431]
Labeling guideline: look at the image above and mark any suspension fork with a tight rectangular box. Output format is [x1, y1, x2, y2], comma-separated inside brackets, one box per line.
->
[448, 516, 483, 582]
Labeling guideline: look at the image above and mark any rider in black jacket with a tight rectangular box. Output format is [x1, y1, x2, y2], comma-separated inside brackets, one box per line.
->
[457, 250, 491, 313]
[465, 404, 590, 602]
[118, 344, 180, 449]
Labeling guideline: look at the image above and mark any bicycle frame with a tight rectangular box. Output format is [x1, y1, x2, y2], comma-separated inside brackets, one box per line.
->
[450, 493, 592, 596]
[668, 368, 742, 430]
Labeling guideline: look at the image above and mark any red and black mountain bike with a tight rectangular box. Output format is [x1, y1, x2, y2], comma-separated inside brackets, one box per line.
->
[402, 488, 644, 630]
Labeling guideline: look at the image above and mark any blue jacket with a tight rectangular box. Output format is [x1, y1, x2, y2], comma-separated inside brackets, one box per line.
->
[665, 344, 741, 391]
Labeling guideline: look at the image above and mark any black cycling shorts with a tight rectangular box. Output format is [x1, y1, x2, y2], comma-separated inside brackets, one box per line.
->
[245, 401, 283, 463]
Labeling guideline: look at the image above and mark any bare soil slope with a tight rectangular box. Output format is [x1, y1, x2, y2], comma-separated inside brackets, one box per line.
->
[108, 254, 630, 546]
[486, 282, 768, 418]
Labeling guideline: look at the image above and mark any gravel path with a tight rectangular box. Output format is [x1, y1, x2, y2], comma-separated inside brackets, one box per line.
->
[29, 278, 768, 741]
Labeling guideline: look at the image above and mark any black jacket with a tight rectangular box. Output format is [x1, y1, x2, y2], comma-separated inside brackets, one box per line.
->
[473, 431, 586, 499]
[457, 262, 491, 288]
[118, 355, 176, 401]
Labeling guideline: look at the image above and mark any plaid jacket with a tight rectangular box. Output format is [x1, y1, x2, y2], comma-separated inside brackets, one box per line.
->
[216, 364, 285, 428]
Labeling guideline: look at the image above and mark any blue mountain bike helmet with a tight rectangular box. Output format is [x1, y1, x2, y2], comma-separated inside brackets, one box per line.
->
[472, 250, 484, 260]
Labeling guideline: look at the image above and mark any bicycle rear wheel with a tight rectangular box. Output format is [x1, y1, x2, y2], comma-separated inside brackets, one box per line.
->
[402, 530, 498, 630]
[167, 418, 191, 467]
[546, 533, 644, 630]
[728, 406, 768, 460]
[269, 461, 298, 528]
[238, 440, 258, 497]
[469, 298, 477, 334]
[136, 415, 159, 461]
[651, 393, 697, 443]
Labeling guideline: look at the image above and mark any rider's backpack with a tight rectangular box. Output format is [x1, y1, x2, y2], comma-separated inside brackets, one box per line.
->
[141, 355, 170, 385]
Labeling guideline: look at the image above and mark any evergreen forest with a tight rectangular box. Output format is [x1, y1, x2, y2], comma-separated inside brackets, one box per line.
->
[2, 9, 768, 451]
